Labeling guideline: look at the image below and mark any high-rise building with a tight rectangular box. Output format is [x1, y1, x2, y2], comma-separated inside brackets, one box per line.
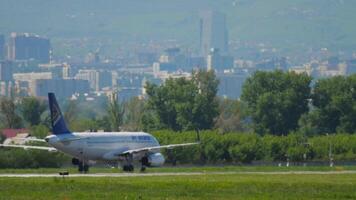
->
[207, 48, 234, 71]
[0, 61, 13, 81]
[0, 34, 4, 60]
[8, 33, 50, 63]
[200, 11, 229, 57]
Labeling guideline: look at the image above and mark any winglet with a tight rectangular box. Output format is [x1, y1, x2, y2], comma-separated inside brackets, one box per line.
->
[48, 93, 70, 135]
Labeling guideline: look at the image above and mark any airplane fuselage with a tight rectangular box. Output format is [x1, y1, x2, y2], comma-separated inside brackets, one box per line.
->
[0, 93, 198, 172]
[45, 132, 161, 162]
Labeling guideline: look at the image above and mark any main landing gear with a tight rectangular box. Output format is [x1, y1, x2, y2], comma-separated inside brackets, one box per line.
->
[72, 158, 89, 173]
[121, 154, 148, 172]
[140, 156, 149, 172]
[122, 153, 134, 172]
[122, 164, 134, 172]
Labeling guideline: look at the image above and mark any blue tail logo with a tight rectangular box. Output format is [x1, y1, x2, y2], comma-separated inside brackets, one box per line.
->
[48, 93, 71, 135]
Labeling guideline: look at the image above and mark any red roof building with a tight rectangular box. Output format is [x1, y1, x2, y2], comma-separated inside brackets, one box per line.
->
[1, 129, 29, 138]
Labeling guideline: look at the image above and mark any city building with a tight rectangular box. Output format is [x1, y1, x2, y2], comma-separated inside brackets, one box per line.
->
[217, 72, 248, 99]
[346, 59, 356, 75]
[0, 34, 4, 60]
[13, 72, 53, 96]
[114, 72, 161, 101]
[13, 72, 52, 82]
[39, 63, 73, 79]
[0, 61, 13, 81]
[0, 81, 14, 96]
[200, 11, 229, 57]
[75, 70, 99, 91]
[0, 61, 14, 96]
[207, 48, 233, 71]
[29, 79, 90, 98]
[255, 57, 288, 71]
[154, 48, 207, 73]
[75, 69, 112, 92]
[7, 32, 50, 63]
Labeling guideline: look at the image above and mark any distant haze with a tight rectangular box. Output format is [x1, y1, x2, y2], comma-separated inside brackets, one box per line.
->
[1, 0, 355, 50]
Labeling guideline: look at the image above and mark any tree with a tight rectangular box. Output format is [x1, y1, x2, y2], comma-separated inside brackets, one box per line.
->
[107, 93, 124, 131]
[20, 97, 46, 126]
[30, 125, 50, 138]
[145, 69, 219, 131]
[191, 69, 220, 130]
[122, 97, 145, 131]
[241, 70, 311, 135]
[307, 74, 356, 134]
[146, 78, 189, 130]
[63, 100, 79, 125]
[70, 119, 99, 132]
[214, 98, 245, 134]
[95, 116, 112, 132]
[0, 97, 22, 128]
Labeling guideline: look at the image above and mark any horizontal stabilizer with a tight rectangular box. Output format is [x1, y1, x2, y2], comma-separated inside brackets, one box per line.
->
[0, 144, 57, 152]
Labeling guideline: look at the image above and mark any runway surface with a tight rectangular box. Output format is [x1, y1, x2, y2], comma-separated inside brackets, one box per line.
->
[1, 171, 356, 178]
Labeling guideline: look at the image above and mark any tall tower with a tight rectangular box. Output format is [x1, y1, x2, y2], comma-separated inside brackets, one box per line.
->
[199, 11, 229, 57]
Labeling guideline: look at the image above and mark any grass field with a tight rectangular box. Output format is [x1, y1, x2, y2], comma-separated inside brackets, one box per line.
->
[0, 173, 356, 200]
[0, 165, 355, 174]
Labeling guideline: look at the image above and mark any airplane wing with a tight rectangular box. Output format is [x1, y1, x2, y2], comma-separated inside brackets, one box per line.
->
[0, 144, 57, 152]
[119, 142, 199, 156]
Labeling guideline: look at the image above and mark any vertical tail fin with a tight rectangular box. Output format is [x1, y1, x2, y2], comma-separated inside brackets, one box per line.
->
[48, 93, 70, 135]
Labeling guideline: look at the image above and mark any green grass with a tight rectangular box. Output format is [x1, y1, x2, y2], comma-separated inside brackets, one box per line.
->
[0, 165, 355, 174]
[0, 173, 356, 199]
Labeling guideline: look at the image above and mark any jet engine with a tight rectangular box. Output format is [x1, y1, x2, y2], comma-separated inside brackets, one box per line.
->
[145, 153, 165, 167]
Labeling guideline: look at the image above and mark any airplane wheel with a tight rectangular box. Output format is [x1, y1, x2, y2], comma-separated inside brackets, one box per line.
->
[78, 164, 84, 173]
[123, 165, 134, 172]
[83, 164, 89, 173]
[140, 166, 146, 172]
[78, 162, 89, 173]
[123, 165, 129, 172]
[129, 165, 134, 172]
[141, 156, 149, 166]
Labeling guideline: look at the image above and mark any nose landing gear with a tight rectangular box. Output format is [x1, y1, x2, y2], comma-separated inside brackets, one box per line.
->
[72, 158, 89, 173]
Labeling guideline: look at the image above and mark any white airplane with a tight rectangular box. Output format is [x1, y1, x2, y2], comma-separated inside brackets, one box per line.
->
[0, 93, 199, 172]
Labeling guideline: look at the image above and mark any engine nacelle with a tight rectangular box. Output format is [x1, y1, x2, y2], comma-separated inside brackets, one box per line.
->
[147, 153, 165, 167]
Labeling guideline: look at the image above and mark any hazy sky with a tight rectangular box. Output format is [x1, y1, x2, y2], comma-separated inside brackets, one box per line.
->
[1, 0, 355, 50]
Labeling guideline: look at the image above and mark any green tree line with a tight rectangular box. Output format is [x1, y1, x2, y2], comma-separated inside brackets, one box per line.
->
[154, 130, 356, 164]
[0, 70, 356, 168]
[1, 130, 356, 168]
[1, 70, 354, 136]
